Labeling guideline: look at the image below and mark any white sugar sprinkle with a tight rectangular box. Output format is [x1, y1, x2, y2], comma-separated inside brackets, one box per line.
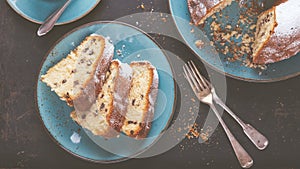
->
[70, 132, 81, 144]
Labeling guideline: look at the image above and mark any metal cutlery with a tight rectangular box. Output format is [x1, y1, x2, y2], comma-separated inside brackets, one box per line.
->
[183, 61, 253, 168]
[212, 89, 269, 150]
[183, 61, 269, 150]
[37, 0, 72, 36]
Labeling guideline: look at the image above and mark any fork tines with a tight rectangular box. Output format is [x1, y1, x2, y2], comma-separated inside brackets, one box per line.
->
[183, 61, 210, 92]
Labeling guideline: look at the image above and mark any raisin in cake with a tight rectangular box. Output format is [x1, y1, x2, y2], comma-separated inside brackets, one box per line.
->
[70, 60, 132, 138]
[252, 0, 300, 64]
[188, 0, 233, 25]
[41, 34, 114, 110]
[121, 61, 159, 139]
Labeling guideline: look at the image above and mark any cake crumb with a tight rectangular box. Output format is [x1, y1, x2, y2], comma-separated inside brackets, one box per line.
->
[225, 25, 232, 29]
[190, 98, 196, 102]
[177, 127, 182, 132]
[205, 4, 265, 68]
[116, 49, 122, 56]
[161, 17, 167, 22]
[186, 123, 200, 139]
[195, 40, 204, 49]
[250, 24, 256, 30]
[199, 132, 209, 142]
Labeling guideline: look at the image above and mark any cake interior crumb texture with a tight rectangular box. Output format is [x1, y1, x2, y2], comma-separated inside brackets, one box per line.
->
[252, 8, 276, 59]
[72, 36, 106, 100]
[41, 51, 77, 105]
[71, 60, 131, 138]
[42, 34, 159, 139]
[252, 0, 300, 64]
[41, 35, 114, 108]
[122, 62, 158, 138]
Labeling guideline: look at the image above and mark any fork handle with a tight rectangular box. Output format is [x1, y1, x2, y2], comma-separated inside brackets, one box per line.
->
[213, 93, 269, 150]
[210, 103, 253, 168]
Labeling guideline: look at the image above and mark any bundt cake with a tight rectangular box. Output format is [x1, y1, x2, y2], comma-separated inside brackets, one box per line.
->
[188, 0, 300, 65]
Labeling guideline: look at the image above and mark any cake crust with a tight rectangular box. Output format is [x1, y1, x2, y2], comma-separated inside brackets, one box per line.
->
[121, 61, 159, 139]
[70, 60, 133, 138]
[253, 0, 300, 64]
[188, 0, 233, 25]
[107, 60, 133, 132]
[136, 65, 159, 138]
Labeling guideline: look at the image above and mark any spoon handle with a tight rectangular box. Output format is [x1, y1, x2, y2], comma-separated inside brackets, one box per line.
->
[37, 0, 72, 36]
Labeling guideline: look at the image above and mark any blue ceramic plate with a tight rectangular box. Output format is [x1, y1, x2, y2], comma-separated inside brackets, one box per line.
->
[169, 0, 300, 82]
[36, 21, 175, 163]
[7, 0, 101, 25]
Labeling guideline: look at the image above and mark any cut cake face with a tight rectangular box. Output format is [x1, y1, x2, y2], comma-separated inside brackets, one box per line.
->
[41, 34, 114, 110]
[252, 0, 300, 64]
[121, 61, 159, 139]
[70, 60, 133, 138]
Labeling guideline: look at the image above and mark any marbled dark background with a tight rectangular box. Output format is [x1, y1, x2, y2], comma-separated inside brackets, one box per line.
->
[0, 0, 300, 168]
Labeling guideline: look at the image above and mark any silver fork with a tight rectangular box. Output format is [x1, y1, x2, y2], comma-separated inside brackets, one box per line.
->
[185, 61, 268, 150]
[183, 61, 253, 168]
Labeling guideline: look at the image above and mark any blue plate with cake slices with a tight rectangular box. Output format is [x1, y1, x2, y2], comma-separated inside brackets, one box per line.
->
[36, 21, 175, 163]
[169, 0, 300, 82]
[6, 0, 101, 25]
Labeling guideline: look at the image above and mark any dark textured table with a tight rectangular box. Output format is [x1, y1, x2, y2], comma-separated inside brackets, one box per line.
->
[1, 0, 300, 168]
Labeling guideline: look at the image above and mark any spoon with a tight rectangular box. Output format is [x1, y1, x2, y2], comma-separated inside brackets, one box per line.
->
[37, 0, 72, 36]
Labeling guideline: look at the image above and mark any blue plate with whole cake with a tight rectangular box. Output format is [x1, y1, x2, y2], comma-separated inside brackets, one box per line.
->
[36, 21, 175, 163]
[169, 0, 300, 82]
[7, 0, 101, 25]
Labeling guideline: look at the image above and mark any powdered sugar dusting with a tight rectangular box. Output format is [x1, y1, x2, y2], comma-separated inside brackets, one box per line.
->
[119, 61, 132, 79]
[113, 101, 126, 111]
[103, 38, 114, 60]
[70, 132, 81, 144]
[90, 33, 101, 37]
[150, 67, 159, 107]
[146, 64, 159, 123]
[275, 0, 300, 35]
[93, 36, 114, 84]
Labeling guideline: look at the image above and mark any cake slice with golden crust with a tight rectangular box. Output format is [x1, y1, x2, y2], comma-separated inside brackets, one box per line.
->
[70, 60, 132, 138]
[121, 61, 159, 139]
[41, 34, 114, 110]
